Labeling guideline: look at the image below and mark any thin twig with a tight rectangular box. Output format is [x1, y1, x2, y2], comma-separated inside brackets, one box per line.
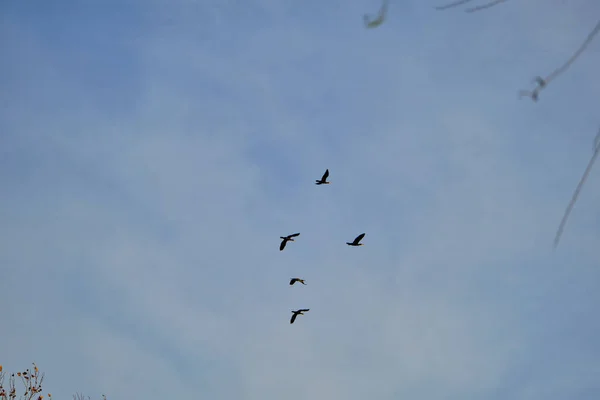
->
[553, 128, 600, 248]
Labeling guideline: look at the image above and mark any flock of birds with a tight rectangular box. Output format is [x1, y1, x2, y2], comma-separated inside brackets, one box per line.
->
[280, 0, 598, 324]
[282, 169, 367, 324]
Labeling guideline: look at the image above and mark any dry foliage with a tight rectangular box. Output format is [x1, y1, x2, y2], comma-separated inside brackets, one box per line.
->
[0, 364, 105, 400]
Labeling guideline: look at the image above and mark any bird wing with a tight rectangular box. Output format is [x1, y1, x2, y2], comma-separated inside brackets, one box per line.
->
[322, 169, 329, 180]
[354, 233, 366, 244]
[290, 313, 297, 324]
[290, 278, 297, 285]
[289, 233, 300, 238]
[280, 240, 287, 251]
[299, 309, 310, 313]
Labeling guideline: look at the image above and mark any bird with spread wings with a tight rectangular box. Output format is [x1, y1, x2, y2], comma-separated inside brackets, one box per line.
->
[346, 233, 366, 247]
[280, 233, 300, 251]
[290, 309, 310, 324]
[289, 278, 306, 286]
[315, 169, 330, 185]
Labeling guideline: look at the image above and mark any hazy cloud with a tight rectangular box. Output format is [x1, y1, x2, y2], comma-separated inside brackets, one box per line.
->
[1, 1, 599, 399]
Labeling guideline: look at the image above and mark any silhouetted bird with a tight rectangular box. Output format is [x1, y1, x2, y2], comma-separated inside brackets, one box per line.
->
[289, 278, 306, 286]
[280, 233, 300, 251]
[346, 233, 366, 246]
[290, 309, 310, 324]
[315, 169, 330, 185]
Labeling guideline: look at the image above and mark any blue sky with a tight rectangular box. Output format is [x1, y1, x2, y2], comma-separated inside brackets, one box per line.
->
[1, 0, 599, 399]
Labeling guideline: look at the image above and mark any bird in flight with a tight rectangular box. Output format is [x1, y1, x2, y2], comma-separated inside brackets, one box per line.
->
[364, 0, 389, 29]
[280, 233, 300, 251]
[315, 169, 330, 185]
[290, 309, 310, 324]
[289, 278, 306, 286]
[346, 233, 366, 246]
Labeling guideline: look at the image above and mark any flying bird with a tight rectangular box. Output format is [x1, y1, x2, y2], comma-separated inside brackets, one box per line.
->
[346, 233, 366, 246]
[364, 0, 389, 29]
[315, 169, 330, 185]
[290, 309, 310, 324]
[289, 278, 306, 286]
[280, 233, 300, 251]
